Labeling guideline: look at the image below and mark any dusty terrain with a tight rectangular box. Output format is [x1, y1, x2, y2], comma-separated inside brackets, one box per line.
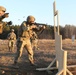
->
[0, 39, 76, 75]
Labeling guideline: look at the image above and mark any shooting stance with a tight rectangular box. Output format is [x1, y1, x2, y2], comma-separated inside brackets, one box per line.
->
[14, 15, 45, 66]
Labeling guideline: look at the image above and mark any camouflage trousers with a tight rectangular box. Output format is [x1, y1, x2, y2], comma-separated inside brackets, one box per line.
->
[14, 38, 34, 64]
[8, 40, 15, 52]
[31, 39, 39, 50]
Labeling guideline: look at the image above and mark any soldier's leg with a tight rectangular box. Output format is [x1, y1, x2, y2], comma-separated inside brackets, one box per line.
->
[31, 39, 37, 50]
[30, 39, 33, 49]
[35, 39, 39, 50]
[32, 39, 39, 50]
[11, 41, 15, 52]
[11, 41, 13, 52]
[14, 41, 24, 64]
[8, 41, 11, 51]
[31, 41, 34, 50]
[26, 40, 34, 64]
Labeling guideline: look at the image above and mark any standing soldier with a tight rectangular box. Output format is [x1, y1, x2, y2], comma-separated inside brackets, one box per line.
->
[7, 29, 16, 52]
[14, 15, 45, 66]
[0, 6, 12, 34]
[14, 15, 38, 66]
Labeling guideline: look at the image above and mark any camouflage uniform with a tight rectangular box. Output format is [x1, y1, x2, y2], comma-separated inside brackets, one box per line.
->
[0, 6, 6, 33]
[30, 31, 39, 50]
[7, 29, 16, 52]
[14, 16, 36, 65]
[14, 16, 45, 66]
[0, 6, 12, 34]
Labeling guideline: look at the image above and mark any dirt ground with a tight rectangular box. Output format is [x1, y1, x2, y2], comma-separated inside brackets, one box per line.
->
[0, 39, 76, 75]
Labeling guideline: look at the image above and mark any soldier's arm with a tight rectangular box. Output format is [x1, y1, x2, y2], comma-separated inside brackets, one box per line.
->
[14, 34, 16, 40]
[21, 21, 33, 31]
[21, 21, 37, 31]
[32, 26, 44, 32]
[2, 21, 12, 26]
[21, 21, 29, 31]
[7, 33, 10, 40]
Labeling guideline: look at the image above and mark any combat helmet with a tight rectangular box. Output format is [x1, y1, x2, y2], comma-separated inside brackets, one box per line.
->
[11, 29, 14, 32]
[26, 15, 35, 23]
[0, 6, 6, 12]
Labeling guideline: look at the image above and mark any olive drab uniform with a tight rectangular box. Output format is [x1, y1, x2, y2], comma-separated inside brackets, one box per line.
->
[14, 21, 34, 65]
[30, 31, 39, 50]
[29, 26, 45, 51]
[14, 15, 45, 66]
[7, 29, 16, 52]
[0, 6, 6, 34]
[0, 6, 12, 34]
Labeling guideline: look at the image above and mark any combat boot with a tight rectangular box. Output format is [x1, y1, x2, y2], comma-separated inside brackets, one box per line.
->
[30, 60, 37, 66]
[14, 60, 17, 65]
[12, 61, 19, 69]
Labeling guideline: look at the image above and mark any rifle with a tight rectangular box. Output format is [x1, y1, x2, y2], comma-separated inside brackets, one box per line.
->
[29, 22, 47, 27]
[26, 22, 48, 36]
[26, 21, 47, 30]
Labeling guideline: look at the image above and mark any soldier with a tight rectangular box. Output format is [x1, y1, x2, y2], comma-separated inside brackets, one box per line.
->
[7, 29, 16, 52]
[14, 15, 38, 66]
[30, 31, 39, 50]
[0, 6, 12, 34]
[14, 15, 45, 66]
[30, 28, 46, 51]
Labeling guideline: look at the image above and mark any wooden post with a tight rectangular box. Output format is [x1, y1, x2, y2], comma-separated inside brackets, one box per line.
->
[36, 1, 73, 75]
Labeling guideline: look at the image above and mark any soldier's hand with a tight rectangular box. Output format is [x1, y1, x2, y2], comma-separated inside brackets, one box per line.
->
[30, 25, 37, 29]
[38, 25, 46, 29]
[3, 13, 9, 18]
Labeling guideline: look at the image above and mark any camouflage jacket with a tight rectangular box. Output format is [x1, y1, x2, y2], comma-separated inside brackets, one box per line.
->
[7, 32, 16, 40]
[0, 16, 9, 34]
[18, 21, 31, 38]
[18, 21, 44, 41]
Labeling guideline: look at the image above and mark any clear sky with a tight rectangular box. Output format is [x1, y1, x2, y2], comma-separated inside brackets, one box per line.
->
[1, 0, 76, 26]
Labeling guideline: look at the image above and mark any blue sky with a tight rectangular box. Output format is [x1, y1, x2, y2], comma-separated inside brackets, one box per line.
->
[1, 0, 76, 26]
